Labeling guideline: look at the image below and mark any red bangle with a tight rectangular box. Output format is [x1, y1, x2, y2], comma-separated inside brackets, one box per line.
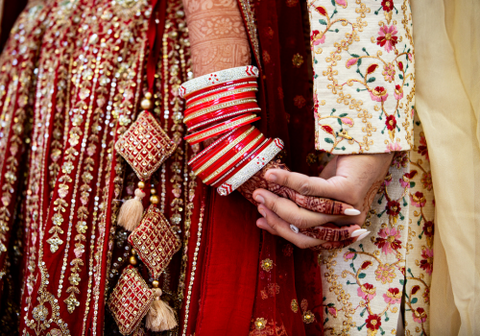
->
[202, 133, 266, 185]
[184, 92, 257, 116]
[187, 107, 261, 133]
[184, 114, 260, 145]
[190, 126, 253, 172]
[196, 129, 262, 181]
[188, 127, 242, 167]
[181, 66, 282, 193]
[184, 98, 258, 122]
[196, 128, 261, 178]
[185, 79, 257, 102]
[211, 138, 272, 187]
[186, 85, 258, 109]
[185, 102, 260, 130]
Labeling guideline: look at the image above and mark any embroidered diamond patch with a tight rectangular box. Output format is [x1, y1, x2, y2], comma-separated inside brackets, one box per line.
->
[128, 205, 181, 280]
[108, 265, 154, 335]
[115, 111, 176, 181]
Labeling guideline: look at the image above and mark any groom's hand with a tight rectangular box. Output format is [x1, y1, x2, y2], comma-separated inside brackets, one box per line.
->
[252, 153, 394, 249]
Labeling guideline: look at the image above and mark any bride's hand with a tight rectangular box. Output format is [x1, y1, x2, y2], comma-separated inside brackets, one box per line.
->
[252, 153, 394, 250]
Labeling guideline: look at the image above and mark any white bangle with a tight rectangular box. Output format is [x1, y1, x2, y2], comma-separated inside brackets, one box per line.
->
[217, 138, 284, 196]
[179, 66, 259, 98]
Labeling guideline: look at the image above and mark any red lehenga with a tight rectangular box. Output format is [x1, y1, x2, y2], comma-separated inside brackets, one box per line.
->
[0, 0, 326, 335]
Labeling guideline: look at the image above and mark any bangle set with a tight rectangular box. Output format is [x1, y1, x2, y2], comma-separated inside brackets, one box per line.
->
[179, 66, 284, 195]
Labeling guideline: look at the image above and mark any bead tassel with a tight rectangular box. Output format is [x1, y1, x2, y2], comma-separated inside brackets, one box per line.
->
[146, 288, 178, 331]
[117, 188, 146, 231]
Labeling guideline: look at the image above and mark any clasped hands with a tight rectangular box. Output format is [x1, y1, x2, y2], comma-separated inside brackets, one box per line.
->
[252, 153, 394, 250]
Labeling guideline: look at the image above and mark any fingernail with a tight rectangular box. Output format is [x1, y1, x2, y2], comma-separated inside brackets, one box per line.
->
[356, 231, 371, 242]
[290, 224, 299, 233]
[266, 173, 277, 182]
[351, 229, 368, 237]
[259, 208, 266, 217]
[257, 219, 269, 230]
[255, 195, 265, 204]
[344, 208, 361, 216]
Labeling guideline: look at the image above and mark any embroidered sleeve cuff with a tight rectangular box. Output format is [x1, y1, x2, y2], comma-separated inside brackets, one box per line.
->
[309, 0, 415, 154]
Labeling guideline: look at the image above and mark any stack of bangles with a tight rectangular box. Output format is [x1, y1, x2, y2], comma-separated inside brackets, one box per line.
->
[179, 66, 284, 196]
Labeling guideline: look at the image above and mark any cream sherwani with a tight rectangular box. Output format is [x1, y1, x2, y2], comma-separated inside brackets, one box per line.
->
[308, 0, 479, 334]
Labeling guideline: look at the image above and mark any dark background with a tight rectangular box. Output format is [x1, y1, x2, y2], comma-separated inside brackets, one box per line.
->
[0, 0, 28, 51]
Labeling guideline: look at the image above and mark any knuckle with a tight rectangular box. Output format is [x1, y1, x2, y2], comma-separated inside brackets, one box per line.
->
[280, 173, 290, 187]
[268, 198, 279, 214]
[298, 181, 312, 195]
[346, 189, 362, 205]
[291, 214, 309, 229]
[267, 218, 279, 232]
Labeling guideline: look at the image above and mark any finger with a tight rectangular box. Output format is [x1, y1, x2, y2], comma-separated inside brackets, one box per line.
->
[256, 185, 359, 217]
[313, 239, 355, 251]
[256, 217, 277, 235]
[299, 223, 364, 242]
[257, 206, 329, 249]
[254, 189, 346, 228]
[264, 168, 349, 201]
[310, 229, 371, 251]
[258, 206, 371, 249]
[288, 192, 360, 216]
[319, 156, 338, 179]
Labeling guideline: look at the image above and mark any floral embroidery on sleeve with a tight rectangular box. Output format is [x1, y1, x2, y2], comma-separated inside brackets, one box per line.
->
[308, 0, 415, 153]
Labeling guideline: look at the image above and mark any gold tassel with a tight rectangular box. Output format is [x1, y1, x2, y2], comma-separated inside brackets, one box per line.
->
[146, 287, 178, 332]
[117, 182, 146, 231]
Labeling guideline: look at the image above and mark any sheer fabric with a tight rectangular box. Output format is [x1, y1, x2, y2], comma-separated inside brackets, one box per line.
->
[412, 1, 480, 334]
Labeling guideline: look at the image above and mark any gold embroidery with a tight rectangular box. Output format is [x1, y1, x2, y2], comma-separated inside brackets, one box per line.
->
[237, 0, 261, 69]
[260, 258, 274, 272]
[291, 299, 299, 313]
[292, 53, 304, 68]
[302, 310, 315, 324]
[254, 317, 267, 330]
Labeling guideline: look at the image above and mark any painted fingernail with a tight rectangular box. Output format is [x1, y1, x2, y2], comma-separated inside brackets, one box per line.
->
[344, 208, 361, 216]
[255, 195, 265, 204]
[356, 231, 371, 242]
[351, 229, 368, 237]
[266, 173, 277, 182]
[290, 224, 299, 233]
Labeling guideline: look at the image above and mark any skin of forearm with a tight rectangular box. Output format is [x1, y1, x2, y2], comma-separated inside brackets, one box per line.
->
[183, 0, 251, 77]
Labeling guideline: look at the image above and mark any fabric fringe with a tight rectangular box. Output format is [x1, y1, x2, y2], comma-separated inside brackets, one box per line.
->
[117, 188, 145, 231]
[146, 288, 178, 332]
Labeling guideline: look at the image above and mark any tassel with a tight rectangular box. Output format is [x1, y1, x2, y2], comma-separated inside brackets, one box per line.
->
[146, 287, 178, 332]
[117, 182, 146, 231]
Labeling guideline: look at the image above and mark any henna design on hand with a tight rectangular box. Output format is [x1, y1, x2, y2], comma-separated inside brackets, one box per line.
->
[311, 238, 355, 251]
[300, 225, 350, 242]
[238, 160, 351, 215]
[183, 0, 251, 77]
